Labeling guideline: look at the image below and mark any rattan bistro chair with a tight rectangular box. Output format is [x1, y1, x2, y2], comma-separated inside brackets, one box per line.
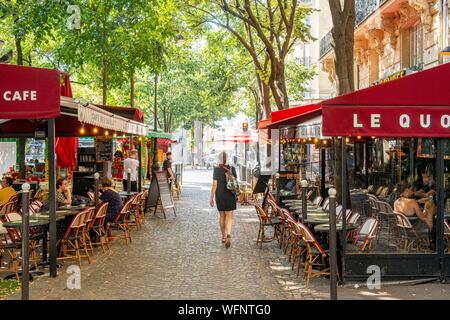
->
[57, 210, 92, 268]
[393, 211, 429, 251]
[254, 204, 281, 248]
[444, 220, 450, 253]
[352, 218, 378, 252]
[91, 203, 110, 253]
[108, 197, 134, 245]
[297, 222, 333, 288]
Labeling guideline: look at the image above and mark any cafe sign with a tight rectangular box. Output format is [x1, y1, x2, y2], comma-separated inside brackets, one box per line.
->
[0, 64, 60, 119]
[322, 106, 450, 138]
[372, 67, 417, 86]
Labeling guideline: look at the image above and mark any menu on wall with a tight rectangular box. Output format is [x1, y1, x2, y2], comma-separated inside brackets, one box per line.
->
[96, 137, 113, 162]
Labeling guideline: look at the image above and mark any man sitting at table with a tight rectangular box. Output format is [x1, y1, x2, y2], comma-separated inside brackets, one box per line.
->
[100, 177, 123, 222]
[56, 178, 72, 206]
[394, 184, 435, 230]
[0, 176, 16, 205]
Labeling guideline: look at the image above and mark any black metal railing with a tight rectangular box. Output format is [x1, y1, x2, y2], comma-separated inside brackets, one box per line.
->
[356, 0, 389, 25]
[319, 0, 389, 58]
[319, 30, 332, 58]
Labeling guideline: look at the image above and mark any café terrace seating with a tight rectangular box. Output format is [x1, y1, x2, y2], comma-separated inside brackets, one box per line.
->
[254, 193, 343, 287]
[0, 184, 156, 277]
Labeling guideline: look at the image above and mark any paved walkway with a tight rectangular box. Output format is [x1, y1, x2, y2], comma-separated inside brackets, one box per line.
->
[7, 169, 450, 300]
[8, 169, 329, 300]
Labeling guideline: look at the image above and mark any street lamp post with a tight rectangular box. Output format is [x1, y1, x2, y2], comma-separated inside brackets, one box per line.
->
[152, 74, 160, 173]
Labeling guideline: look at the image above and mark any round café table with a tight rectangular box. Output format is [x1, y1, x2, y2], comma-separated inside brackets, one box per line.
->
[314, 223, 358, 233]
[3, 217, 52, 271]
[303, 217, 332, 225]
[119, 191, 138, 201]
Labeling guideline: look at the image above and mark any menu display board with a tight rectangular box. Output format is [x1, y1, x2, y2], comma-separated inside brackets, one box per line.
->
[146, 171, 176, 218]
[96, 137, 113, 162]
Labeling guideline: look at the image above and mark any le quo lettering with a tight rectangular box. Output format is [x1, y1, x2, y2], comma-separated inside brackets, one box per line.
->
[353, 113, 450, 129]
[2, 90, 37, 102]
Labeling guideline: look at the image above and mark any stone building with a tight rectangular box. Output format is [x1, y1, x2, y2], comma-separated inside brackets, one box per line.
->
[319, 0, 450, 95]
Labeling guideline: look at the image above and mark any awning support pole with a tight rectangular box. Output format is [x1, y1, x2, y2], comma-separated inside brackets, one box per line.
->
[48, 118, 57, 277]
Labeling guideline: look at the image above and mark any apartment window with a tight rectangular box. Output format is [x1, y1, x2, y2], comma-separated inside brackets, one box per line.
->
[401, 23, 423, 69]
[305, 15, 311, 27]
[304, 44, 311, 67]
[411, 23, 423, 68]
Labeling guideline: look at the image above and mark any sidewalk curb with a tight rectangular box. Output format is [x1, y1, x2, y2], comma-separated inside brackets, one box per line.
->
[342, 278, 440, 288]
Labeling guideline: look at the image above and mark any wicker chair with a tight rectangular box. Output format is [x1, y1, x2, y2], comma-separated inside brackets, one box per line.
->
[297, 222, 333, 288]
[254, 204, 281, 248]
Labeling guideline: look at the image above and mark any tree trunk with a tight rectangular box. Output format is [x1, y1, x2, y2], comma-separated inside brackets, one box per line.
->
[130, 68, 135, 107]
[328, 0, 355, 204]
[15, 37, 26, 179]
[102, 57, 108, 105]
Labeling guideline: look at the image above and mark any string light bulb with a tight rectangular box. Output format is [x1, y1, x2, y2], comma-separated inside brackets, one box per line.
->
[79, 124, 85, 135]
[105, 130, 109, 136]
[93, 127, 98, 134]
[345, 137, 350, 143]
[114, 132, 117, 137]
[357, 136, 362, 139]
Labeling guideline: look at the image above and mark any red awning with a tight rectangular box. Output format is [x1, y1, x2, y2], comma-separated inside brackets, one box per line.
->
[0, 64, 60, 119]
[258, 119, 271, 129]
[322, 63, 450, 138]
[95, 105, 145, 123]
[266, 104, 322, 129]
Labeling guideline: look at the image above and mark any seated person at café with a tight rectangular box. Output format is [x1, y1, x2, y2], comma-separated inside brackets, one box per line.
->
[56, 178, 72, 206]
[0, 177, 16, 205]
[414, 170, 436, 199]
[394, 184, 435, 230]
[99, 177, 123, 222]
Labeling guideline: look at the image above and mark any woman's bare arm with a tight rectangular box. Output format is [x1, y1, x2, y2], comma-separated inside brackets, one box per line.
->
[210, 180, 217, 207]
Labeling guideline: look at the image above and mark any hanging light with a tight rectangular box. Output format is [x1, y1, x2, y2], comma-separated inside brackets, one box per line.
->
[371, 136, 375, 139]
[139, 137, 142, 141]
[357, 136, 362, 139]
[93, 127, 98, 134]
[105, 130, 109, 136]
[345, 137, 350, 143]
[323, 140, 327, 145]
[79, 123, 85, 135]
[314, 138, 318, 143]
[114, 132, 118, 137]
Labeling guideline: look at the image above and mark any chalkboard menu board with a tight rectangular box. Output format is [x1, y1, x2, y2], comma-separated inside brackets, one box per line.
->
[96, 137, 113, 162]
[146, 171, 176, 218]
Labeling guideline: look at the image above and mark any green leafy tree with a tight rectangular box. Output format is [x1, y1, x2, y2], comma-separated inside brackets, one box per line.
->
[184, 0, 314, 118]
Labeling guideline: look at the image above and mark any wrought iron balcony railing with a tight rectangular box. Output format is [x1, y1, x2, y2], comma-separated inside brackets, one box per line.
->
[319, 0, 389, 58]
[319, 30, 332, 58]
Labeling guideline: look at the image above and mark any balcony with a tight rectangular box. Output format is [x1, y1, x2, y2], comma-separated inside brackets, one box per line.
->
[319, 0, 389, 58]
[356, 0, 389, 25]
[319, 31, 332, 58]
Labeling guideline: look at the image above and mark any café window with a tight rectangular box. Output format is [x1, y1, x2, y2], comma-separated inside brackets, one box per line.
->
[347, 138, 437, 255]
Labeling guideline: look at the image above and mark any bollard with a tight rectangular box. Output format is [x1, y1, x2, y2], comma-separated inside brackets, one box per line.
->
[328, 188, 338, 300]
[301, 180, 308, 222]
[127, 168, 132, 194]
[94, 172, 100, 212]
[21, 183, 31, 300]
[275, 173, 280, 204]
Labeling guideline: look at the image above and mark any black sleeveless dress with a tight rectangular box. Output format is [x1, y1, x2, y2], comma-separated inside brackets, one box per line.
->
[213, 165, 237, 211]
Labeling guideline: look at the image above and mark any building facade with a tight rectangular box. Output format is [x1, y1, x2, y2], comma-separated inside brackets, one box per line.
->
[319, 0, 450, 95]
[294, 0, 334, 100]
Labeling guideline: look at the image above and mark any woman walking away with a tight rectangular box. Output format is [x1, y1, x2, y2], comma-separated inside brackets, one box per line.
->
[210, 152, 237, 248]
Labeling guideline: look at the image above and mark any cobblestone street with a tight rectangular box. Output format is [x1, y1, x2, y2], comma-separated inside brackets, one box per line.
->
[8, 169, 329, 300]
[7, 169, 450, 300]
